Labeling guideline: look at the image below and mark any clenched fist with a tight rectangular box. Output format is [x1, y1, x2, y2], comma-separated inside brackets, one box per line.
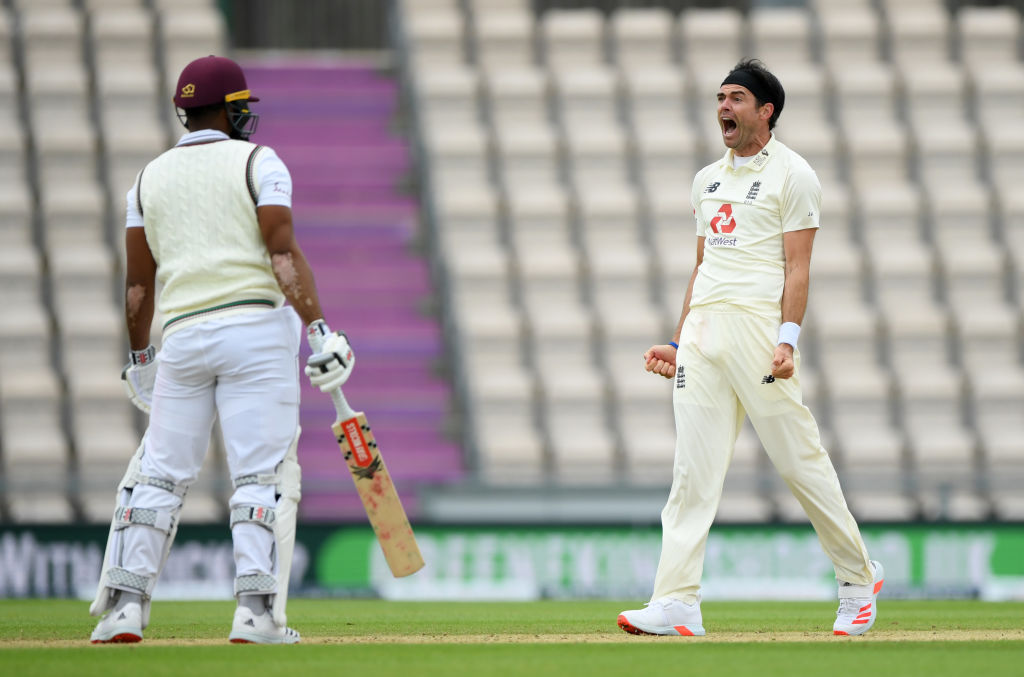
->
[643, 344, 678, 380]
[305, 320, 355, 392]
[771, 343, 795, 380]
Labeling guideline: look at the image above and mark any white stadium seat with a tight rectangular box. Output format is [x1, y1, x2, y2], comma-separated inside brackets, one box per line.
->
[610, 7, 675, 67]
[885, 1, 952, 65]
[957, 5, 1023, 66]
[750, 7, 814, 67]
[678, 8, 743, 75]
[483, 66, 550, 129]
[621, 62, 689, 131]
[472, 9, 535, 69]
[540, 8, 606, 68]
[816, 4, 882, 65]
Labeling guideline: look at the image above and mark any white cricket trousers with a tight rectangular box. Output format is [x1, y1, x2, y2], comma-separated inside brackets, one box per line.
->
[121, 306, 302, 582]
[652, 305, 872, 604]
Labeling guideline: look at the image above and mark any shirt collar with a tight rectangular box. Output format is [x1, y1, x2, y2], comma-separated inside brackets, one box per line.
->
[721, 133, 778, 172]
[175, 129, 230, 146]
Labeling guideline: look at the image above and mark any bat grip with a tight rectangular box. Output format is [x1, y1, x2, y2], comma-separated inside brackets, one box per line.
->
[308, 324, 357, 421]
[329, 387, 356, 420]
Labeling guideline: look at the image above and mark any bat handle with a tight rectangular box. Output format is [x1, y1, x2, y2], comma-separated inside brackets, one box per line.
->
[329, 387, 357, 421]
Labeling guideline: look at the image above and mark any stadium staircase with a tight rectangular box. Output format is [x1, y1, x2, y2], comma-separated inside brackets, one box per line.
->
[242, 58, 463, 521]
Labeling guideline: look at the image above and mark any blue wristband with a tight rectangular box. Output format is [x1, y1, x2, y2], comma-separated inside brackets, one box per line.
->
[669, 341, 679, 349]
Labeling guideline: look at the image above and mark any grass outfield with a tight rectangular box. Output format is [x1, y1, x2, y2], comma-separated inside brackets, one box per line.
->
[1, 599, 1022, 676]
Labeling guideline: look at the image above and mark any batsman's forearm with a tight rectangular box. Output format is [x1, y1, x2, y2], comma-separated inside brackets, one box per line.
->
[124, 226, 157, 350]
[271, 247, 325, 326]
[125, 283, 154, 350]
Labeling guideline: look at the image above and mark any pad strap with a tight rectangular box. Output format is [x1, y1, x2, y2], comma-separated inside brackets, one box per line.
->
[233, 473, 279, 488]
[235, 573, 277, 596]
[106, 567, 152, 595]
[114, 506, 175, 533]
[230, 505, 277, 529]
[133, 473, 189, 498]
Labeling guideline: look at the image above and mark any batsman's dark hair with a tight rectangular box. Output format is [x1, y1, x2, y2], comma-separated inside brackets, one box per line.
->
[178, 101, 259, 140]
[182, 102, 224, 127]
[722, 58, 785, 130]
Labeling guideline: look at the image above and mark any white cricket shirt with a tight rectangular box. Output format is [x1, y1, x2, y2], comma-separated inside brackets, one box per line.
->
[689, 134, 821, 318]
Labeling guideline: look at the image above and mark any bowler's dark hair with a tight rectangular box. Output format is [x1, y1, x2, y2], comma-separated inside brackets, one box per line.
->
[723, 59, 785, 130]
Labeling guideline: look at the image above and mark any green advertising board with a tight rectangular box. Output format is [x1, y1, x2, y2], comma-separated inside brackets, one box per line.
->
[2, 523, 1023, 601]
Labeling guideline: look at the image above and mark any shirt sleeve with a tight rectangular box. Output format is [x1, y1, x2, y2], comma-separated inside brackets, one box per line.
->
[125, 173, 143, 228]
[253, 146, 293, 208]
[691, 169, 710, 237]
[780, 163, 821, 233]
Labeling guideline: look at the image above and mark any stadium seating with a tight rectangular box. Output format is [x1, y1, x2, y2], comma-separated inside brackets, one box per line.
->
[401, 1, 1024, 523]
[610, 7, 674, 67]
[0, 0, 219, 523]
[4, 0, 1023, 526]
[0, 0, 463, 525]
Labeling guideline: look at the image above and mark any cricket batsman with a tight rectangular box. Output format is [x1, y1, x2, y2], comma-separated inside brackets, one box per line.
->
[618, 59, 883, 637]
[89, 55, 355, 644]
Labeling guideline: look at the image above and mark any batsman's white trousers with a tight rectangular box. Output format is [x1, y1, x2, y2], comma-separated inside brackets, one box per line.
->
[652, 305, 872, 604]
[122, 306, 302, 581]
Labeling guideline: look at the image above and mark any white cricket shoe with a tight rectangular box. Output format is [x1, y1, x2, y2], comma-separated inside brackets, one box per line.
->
[90, 602, 143, 644]
[229, 607, 301, 644]
[834, 560, 884, 636]
[617, 596, 706, 636]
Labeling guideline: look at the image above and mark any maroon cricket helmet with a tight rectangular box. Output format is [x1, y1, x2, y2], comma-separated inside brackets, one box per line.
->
[173, 55, 259, 109]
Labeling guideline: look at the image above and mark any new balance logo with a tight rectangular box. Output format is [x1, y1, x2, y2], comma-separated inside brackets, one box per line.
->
[676, 365, 686, 388]
[703, 181, 720, 194]
[761, 375, 775, 384]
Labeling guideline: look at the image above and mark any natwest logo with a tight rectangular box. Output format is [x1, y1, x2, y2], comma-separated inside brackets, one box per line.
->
[710, 203, 736, 233]
[343, 419, 373, 467]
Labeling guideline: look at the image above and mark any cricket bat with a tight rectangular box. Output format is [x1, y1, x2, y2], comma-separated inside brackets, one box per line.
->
[323, 385, 425, 578]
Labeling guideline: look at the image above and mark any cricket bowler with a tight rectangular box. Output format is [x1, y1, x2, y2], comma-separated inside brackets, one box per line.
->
[618, 59, 883, 637]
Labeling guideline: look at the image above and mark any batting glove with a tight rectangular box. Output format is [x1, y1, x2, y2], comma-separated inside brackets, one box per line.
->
[305, 320, 355, 392]
[122, 345, 158, 414]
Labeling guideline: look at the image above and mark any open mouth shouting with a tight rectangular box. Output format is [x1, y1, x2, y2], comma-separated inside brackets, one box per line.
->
[720, 115, 738, 141]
